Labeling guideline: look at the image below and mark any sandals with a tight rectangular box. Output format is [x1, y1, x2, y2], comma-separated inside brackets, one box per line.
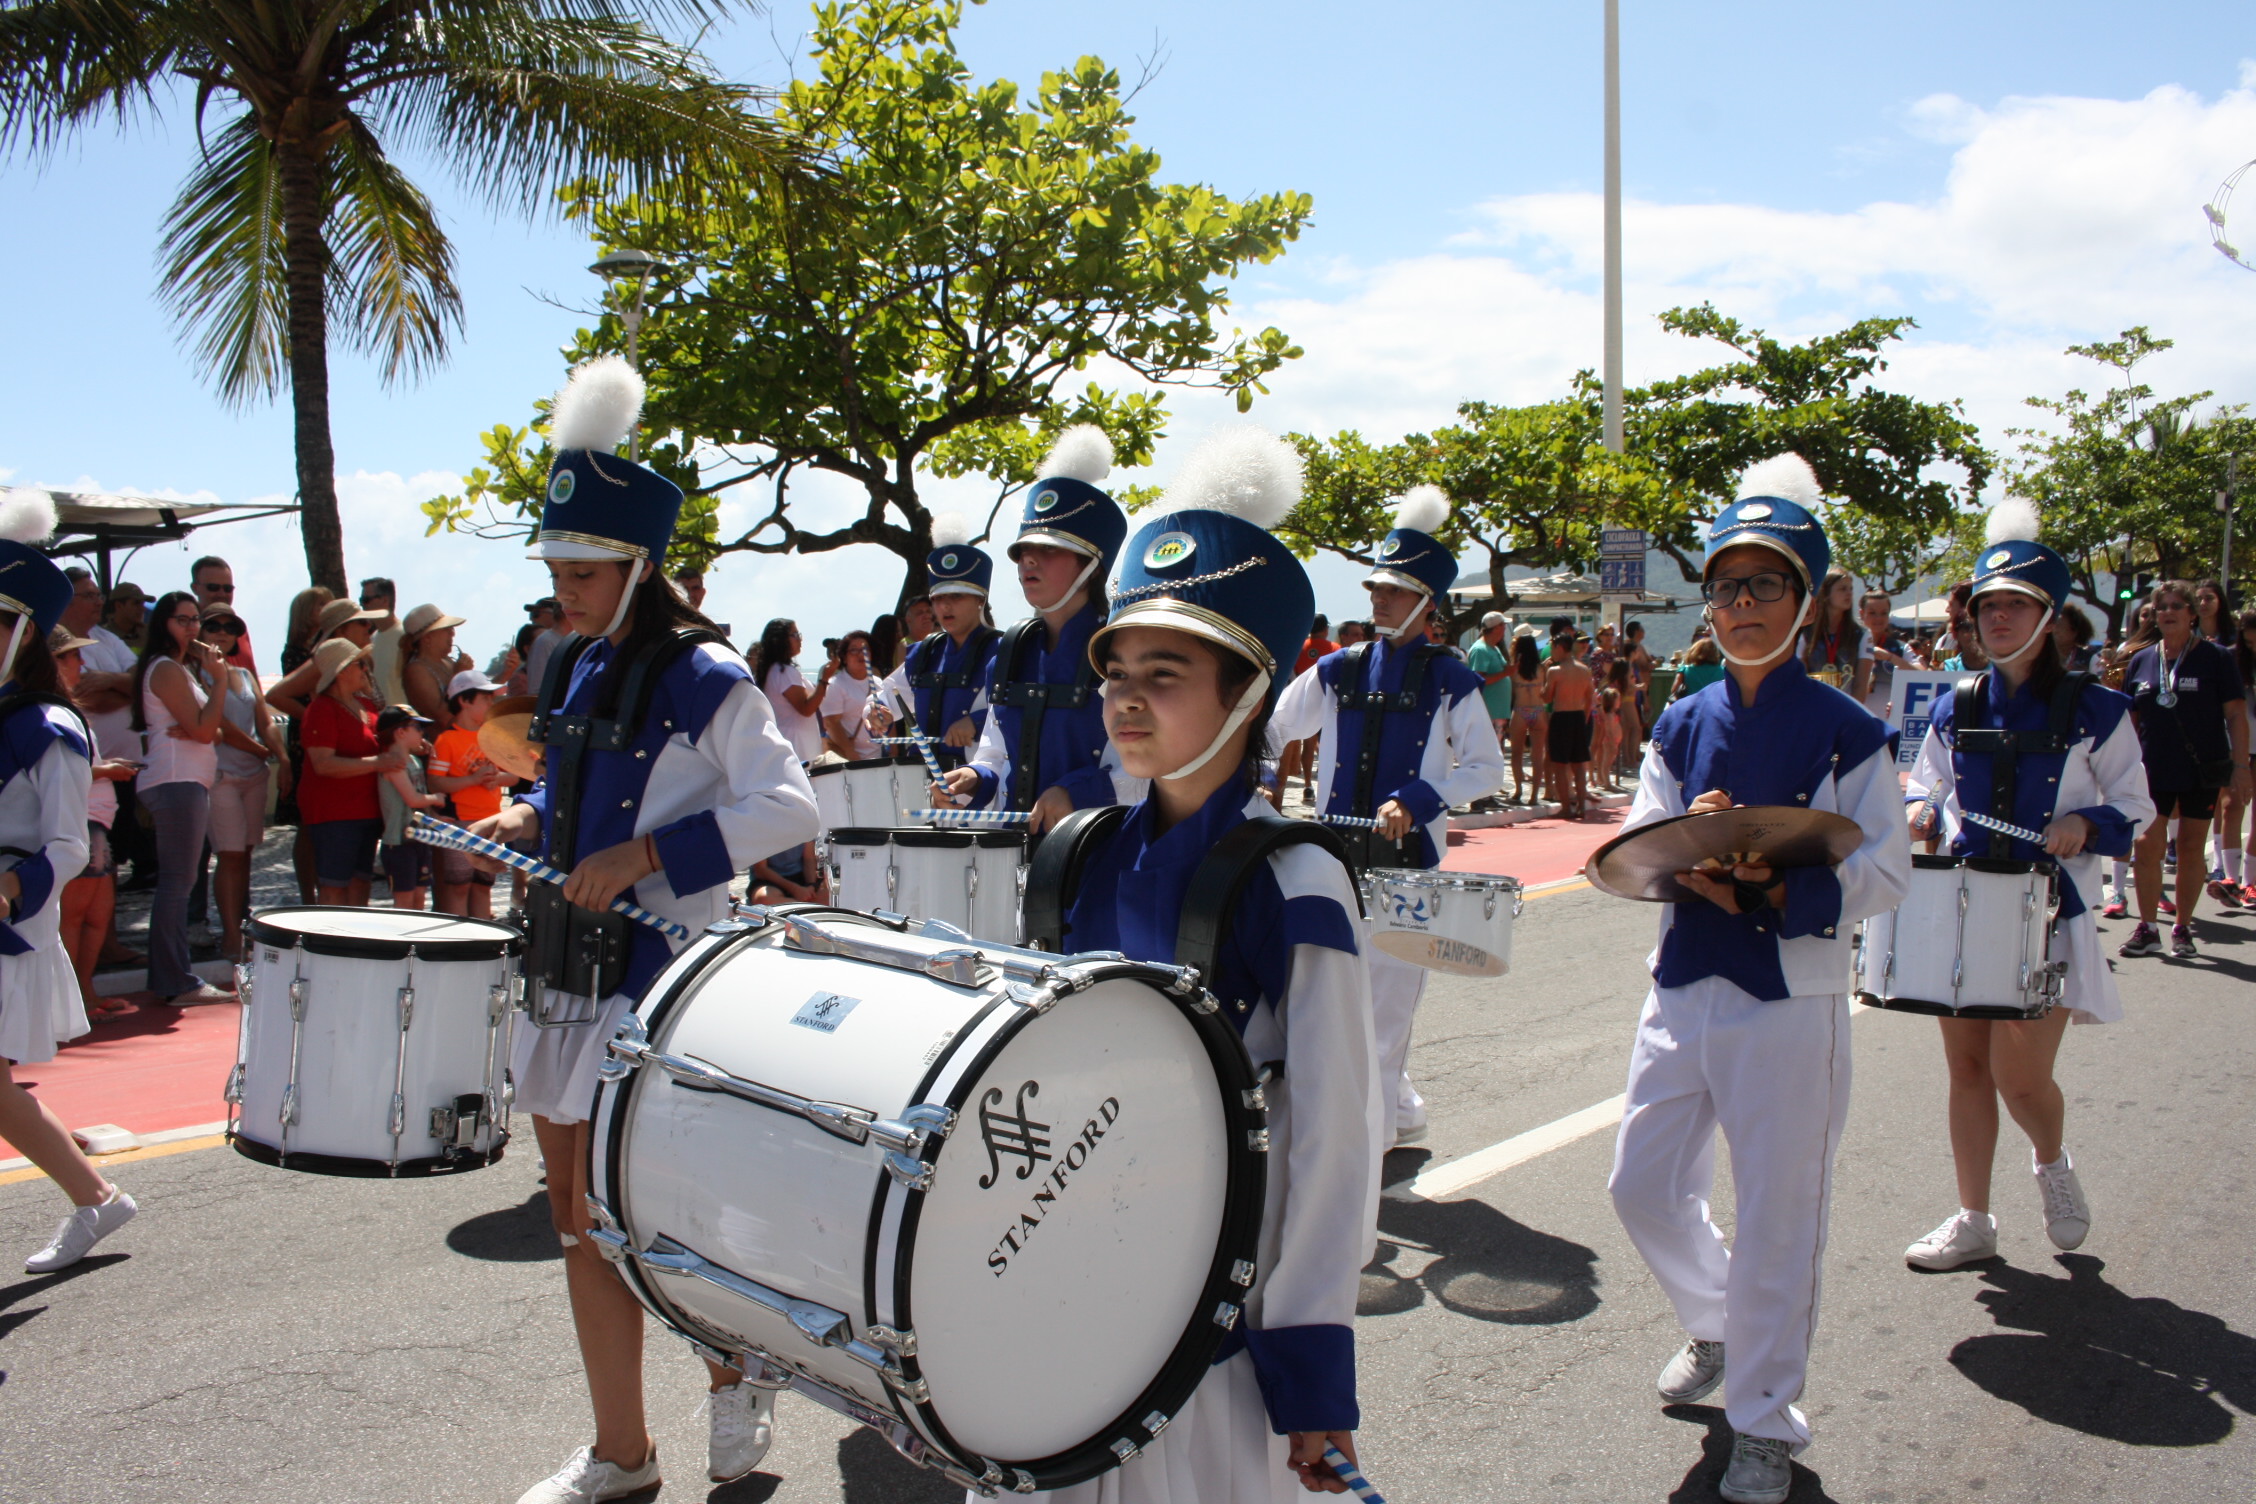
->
[162, 983, 239, 1009]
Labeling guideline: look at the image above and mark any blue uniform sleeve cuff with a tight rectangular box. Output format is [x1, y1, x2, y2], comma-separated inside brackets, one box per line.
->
[1242, 1323, 1359, 1435]
[652, 810, 732, 898]
[1395, 779, 1445, 827]
[1057, 765, 1114, 811]
[12, 852, 55, 922]
[2069, 804, 2137, 859]
[968, 766, 999, 810]
[1281, 895, 1360, 957]
[1778, 862, 1844, 940]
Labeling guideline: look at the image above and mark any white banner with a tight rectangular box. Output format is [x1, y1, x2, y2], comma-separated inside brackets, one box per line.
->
[1889, 669, 1976, 768]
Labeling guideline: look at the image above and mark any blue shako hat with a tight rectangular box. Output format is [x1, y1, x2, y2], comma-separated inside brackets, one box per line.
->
[924, 511, 993, 597]
[1968, 495, 2071, 612]
[1364, 484, 1458, 600]
[0, 490, 70, 636]
[1010, 425, 1128, 574]
[1093, 428, 1314, 708]
[1705, 452, 1831, 591]
[529, 355, 683, 564]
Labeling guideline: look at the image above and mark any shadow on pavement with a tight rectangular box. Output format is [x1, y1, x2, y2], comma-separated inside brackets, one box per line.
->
[1949, 1252, 2256, 1445]
[0, 1254, 130, 1344]
[1361, 1196, 1599, 1325]
[837, 1426, 959, 1502]
[1660, 1405, 1841, 1502]
[446, 1191, 563, 1262]
[704, 1470, 782, 1502]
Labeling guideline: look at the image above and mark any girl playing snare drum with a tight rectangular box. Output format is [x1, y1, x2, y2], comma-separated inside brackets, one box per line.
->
[1902, 500, 2153, 1271]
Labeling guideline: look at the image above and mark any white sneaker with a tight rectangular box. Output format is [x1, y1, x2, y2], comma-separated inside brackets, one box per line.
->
[1905, 1209, 1998, 1270]
[2035, 1150, 2090, 1250]
[25, 1187, 137, 1273]
[1718, 1432, 1793, 1504]
[514, 1445, 659, 1504]
[1657, 1337, 1725, 1403]
[707, 1382, 775, 1481]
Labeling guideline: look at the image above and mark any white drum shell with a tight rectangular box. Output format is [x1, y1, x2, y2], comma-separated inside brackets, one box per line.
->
[827, 832, 1025, 947]
[809, 763, 850, 832]
[839, 761, 921, 828]
[1361, 868, 1520, 978]
[233, 912, 515, 1166]
[1856, 859, 2058, 1016]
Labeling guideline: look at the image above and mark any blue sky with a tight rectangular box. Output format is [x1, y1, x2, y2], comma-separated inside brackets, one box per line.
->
[2, 1, 2252, 664]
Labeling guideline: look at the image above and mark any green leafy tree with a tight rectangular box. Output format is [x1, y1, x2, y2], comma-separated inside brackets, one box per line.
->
[426, 0, 1309, 599]
[2006, 328, 2253, 635]
[0, 0, 809, 591]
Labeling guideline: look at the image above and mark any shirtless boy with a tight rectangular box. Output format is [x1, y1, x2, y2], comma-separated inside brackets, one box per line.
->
[1544, 629, 1597, 819]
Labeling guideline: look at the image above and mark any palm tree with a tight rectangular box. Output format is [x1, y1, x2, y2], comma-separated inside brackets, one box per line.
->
[0, 2, 807, 590]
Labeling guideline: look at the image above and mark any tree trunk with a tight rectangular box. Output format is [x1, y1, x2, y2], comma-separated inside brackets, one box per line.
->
[277, 136, 347, 594]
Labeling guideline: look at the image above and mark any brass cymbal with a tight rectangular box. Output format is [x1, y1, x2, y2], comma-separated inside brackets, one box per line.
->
[477, 695, 544, 782]
[1585, 805, 1863, 903]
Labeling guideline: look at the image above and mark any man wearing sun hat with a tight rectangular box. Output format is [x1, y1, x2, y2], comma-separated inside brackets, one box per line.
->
[1604, 454, 1911, 1504]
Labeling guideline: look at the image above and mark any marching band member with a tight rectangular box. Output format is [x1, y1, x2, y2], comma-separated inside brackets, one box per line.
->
[938, 427, 1138, 830]
[1900, 500, 2152, 1269]
[1270, 486, 1504, 1149]
[1036, 427, 1378, 1502]
[1606, 456, 1910, 1504]
[0, 495, 132, 1274]
[874, 512, 999, 772]
[470, 358, 820, 1504]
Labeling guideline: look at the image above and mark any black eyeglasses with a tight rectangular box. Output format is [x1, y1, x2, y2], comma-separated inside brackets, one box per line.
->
[168, 613, 201, 627]
[1702, 572, 1794, 609]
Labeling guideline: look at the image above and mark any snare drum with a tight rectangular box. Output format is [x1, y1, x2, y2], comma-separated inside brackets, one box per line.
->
[826, 829, 1026, 946]
[826, 827, 895, 915]
[1854, 854, 2064, 1019]
[808, 760, 850, 831]
[586, 907, 1266, 1493]
[1360, 868, 1522, 977]
[839, 757, 919, 828]
[227, 907, 520, 1174]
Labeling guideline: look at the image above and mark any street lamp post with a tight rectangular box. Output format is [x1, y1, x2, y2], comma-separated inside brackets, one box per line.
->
[1602, 0, 1623, 456]
[2220, 454, 2241, 606]
[588, 248, 669, 460]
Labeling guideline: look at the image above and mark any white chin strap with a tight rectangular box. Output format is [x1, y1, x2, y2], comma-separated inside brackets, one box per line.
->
[598, 560, 652, 640]
[1386, 594, 1433, 644]
[1984, 606, 2055, 668]
[1162, 670, 1272, 782]
[1713, 591, 1813, 669]
[1065, 551, 1103, 602]
[0, 620, 24, 689]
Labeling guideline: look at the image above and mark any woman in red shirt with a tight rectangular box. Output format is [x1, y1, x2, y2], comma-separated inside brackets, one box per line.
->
[297, 639, 394, 906]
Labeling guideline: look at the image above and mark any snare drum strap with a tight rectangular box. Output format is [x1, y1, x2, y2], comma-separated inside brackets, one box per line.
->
[990, 616, 1100, 812]
[1950, 672, 2090, 861]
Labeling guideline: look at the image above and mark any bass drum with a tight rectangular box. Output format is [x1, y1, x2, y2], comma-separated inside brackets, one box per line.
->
[586, 907, 1267, 1494]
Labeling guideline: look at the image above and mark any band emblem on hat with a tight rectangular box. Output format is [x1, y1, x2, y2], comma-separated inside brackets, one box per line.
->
[1984, 549, 2012, 569]
[939, 551, 960, 570]
[1144, 531, 1196, 570]
[1736, 501, 1773, 520]
[1032, 486, 1060, 513]
[1381, 536, 1403, 557]
[549, 469, 576, 505]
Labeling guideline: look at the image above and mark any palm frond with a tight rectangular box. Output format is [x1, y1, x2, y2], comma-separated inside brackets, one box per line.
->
[324, 114, 462, 388]
[0, 0, 185, 156]
[154, 109, 288, 404]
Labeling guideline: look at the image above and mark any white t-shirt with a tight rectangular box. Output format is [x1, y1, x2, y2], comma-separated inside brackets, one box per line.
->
[77, 626, 138, 828]
[820, 671, 880, 760]
[761, 662, 824, 763]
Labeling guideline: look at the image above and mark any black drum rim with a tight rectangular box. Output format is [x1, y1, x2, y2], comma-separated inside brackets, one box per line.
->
[228, 1128, 506, 1176]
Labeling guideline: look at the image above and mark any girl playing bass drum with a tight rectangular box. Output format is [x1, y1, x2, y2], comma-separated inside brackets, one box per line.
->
[1902, 499, 2153, 1270]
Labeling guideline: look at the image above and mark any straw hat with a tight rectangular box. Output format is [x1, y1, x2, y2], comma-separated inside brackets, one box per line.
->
[401, 603, 465, 637]
[312, 637, 372, 694]
[313, 597, 387, 643]
[48, 625, 95, 656]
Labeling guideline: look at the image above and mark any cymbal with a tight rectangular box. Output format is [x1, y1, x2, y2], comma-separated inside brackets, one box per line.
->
[477, 695, 544, 782]
[1585, 805, 1863, 903]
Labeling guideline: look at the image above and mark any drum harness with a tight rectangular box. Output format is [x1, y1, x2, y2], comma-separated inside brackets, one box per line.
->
[988, 617, 1097, 813]
[523, 625, 725, 1013]
[1331, 639, 1446, 872]
[1950, 670, 2090, 862]
[906, 625, 999, 769]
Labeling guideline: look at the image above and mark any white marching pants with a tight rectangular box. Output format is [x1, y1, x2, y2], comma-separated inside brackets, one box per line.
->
[1607, 976, 1853, 1450]
[1368, 948, 1427, 1128]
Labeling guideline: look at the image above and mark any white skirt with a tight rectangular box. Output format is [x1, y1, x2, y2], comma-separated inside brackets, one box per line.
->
[2052, 906, 2119, 1026]
[509, 988, 637, 1125]
[0, 911, 87, 1067]
[1008, 1352, 1302, 1504]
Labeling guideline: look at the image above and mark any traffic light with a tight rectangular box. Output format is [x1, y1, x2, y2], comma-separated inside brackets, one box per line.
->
[2115, 572, 2156, 603]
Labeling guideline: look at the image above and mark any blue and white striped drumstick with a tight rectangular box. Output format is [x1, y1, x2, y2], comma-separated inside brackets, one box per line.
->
[1320, 813, 1384, 831]
[1962, 809, 2049, 847]
[906, 808, 1030, 828]
[1323, 1447, 1385, 1504]
[407, 815, 690, 940]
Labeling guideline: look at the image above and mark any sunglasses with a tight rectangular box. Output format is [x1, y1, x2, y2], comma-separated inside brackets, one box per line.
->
[202, 583, 236, 595]
[1702, 572, 1795, 609]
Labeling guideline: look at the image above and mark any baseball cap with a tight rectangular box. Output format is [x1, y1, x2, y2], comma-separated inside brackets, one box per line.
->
[447, 668, 503, 700]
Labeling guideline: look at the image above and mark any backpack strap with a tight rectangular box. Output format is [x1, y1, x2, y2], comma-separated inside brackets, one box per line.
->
[989, 618, 1098, 812]
[538, 627, 724, 869]
[1335, 640, 1440, 864]
[1175, 816, 1361, 990]
[1950, 670, 2093, 859]
[1020, 804, 1129, 952]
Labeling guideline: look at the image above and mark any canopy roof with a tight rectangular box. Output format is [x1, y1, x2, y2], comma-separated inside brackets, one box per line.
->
[1445, 568, 1687, 613]
[21, 489, 300, 592]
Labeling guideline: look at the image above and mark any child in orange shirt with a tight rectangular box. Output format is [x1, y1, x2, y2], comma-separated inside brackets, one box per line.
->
[427, 671, 514, 917]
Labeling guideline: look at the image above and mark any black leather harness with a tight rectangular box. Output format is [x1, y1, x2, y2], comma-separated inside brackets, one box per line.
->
[1950, 670, 2088, 860]
[987, 617, 1097, 812]
[1329, 639, 1443, 870]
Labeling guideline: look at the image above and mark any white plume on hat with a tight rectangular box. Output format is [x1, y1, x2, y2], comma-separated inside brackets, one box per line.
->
[1039, 424, 1114, 485]
[0, 488, 57, 545]
[1735, 452, 1823, 507]
[1388, 483, 1451, 535]
[1983, 493, 2042, 546]
[549, 354, 645, 454]
[1162, 428, 1303, 529]
[929, 510, 975, 547]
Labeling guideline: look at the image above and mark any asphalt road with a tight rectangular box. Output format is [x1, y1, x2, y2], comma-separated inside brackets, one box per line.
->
[3, 883, 2251, 1504]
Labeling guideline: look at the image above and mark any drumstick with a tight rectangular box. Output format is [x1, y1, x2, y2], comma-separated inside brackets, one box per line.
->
[1323, 1446, 1386, 1504]
[1320, 814, 1384, 831]
[1961, 809, 2050, 847]
[906, 808, 1030, 828]
[877, 733, 967, 807]
[406, 815, 690, 940]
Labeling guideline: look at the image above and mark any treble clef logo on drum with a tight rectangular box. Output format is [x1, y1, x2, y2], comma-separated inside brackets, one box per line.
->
[978, 1080, 1052, 1188]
